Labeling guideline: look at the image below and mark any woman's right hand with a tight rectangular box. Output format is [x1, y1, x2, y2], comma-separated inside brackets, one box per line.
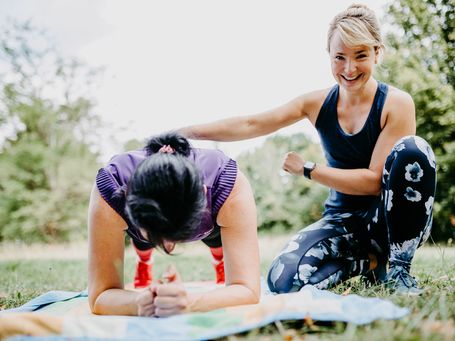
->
[135, 287, 156, 317]
[282, 151, 305, 176]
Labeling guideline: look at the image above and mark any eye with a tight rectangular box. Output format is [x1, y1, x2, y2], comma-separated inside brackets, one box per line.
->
[335, 55, 344, 61]
[356, 54, 367, 59]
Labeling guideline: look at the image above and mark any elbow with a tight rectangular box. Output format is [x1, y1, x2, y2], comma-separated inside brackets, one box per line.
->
[88, 293, 99, 314]
[245, 284, 261, 305]
[230, 281, 260, 305]
[90, 297, 108, 316]
[366, 183, 381, 196]
[362, 171, 382, 196]
[88, 288, 104, 315]
[250, 293, 260, 305]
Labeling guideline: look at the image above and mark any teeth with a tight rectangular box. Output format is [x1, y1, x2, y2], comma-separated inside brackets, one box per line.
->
[343, 75, 358, 81]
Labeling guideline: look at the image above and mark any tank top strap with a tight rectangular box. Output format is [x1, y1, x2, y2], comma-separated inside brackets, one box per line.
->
[369, 81, 388, 127]
[315, 84, 339, 130]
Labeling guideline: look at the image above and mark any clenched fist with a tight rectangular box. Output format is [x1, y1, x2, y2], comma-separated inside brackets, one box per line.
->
[282, 151, 305, 176]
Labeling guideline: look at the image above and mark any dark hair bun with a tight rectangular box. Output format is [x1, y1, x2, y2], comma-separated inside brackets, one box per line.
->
[145, 131, 191, 157]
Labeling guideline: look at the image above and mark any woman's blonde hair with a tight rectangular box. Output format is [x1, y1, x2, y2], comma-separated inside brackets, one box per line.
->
[327, 4, 384, 52]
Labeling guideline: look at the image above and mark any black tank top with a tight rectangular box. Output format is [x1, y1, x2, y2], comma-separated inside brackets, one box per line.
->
[315, 81, 388, 213]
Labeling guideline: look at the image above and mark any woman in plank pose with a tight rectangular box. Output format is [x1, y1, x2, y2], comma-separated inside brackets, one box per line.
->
[88, 132, 259, 317]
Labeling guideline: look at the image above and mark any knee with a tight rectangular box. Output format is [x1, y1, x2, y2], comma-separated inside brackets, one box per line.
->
[267, 242, 322, 294]
[388, 135, 436, 171]
[267, 246, 314, 293]
[267, 255, 294, 294]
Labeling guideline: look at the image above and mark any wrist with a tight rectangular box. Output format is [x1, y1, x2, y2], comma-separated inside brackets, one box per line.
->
[186, 292, 201, 313]
[303, 161, 316, 179]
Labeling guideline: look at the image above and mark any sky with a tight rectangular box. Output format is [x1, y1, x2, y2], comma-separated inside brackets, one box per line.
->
[0, 0, 390, 160]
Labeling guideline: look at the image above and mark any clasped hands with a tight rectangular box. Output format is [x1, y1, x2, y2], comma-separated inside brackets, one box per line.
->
[136, 265, 189, 317]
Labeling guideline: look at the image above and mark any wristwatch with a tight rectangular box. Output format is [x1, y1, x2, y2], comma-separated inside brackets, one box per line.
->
[303, 161, 316, 179]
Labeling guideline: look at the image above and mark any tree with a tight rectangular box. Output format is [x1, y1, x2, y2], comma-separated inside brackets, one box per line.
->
[0, 21, 102, 242]
[237, 133, 327, 233]
[376, 0, 455, 241]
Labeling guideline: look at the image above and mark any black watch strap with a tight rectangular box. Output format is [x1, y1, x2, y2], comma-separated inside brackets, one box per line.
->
[303, 161, 316, 179]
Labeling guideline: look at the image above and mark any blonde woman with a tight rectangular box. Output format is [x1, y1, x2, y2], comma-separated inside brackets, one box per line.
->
[179, 4, 436, 295]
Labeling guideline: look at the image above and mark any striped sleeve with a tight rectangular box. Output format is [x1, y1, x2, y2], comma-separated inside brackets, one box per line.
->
[211, 158, 238, 218]
[95, 168, 128, 221]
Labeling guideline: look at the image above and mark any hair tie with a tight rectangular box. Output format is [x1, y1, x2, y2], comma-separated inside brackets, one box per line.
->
[158, 145, 175, 154]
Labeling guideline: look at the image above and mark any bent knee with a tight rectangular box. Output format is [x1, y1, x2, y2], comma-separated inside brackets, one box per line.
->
[267, 255, 301, 294]
[389, 135, 436, 171]
[395, 136, 435, 162]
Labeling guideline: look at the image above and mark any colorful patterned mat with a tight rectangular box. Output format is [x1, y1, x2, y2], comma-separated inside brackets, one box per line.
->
[1, 283, 409, 340]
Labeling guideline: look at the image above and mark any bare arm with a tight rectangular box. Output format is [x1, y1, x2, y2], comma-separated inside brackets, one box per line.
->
[187, 170, 260, 311]
[152, 170, 260, 316]
[178, 95, 311, 141]
[283, 89, 416, 195]
[87, 185, 143, 315]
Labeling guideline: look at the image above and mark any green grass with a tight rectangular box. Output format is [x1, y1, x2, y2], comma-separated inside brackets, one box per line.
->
[1, 242, 454, 340]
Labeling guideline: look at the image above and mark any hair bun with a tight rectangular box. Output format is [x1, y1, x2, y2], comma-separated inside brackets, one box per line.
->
[145, 131, 191, 156]
[347, 3, 368, 10]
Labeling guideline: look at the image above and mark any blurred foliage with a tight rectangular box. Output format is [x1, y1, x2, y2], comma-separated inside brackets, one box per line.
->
[376, 0, 455, 241]
[237, 133, 327, 232]
[0, 21, 102, 243]
[123, 138, 145, 151]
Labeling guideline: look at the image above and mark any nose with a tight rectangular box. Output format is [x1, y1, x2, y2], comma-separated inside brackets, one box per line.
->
[163, 240, 176, 253]
[344, 58, 357, 75]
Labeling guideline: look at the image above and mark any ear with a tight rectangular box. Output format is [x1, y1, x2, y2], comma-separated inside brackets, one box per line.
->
[203, 185, 207, 195]
[374, 46, 380, 64]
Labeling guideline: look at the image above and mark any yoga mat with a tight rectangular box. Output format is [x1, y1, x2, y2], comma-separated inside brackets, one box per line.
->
[1, 282, 409, 340]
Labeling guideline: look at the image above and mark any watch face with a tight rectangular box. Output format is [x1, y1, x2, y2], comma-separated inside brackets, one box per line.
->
[305, 161, 315, 170]
[304, 161, 316, 179]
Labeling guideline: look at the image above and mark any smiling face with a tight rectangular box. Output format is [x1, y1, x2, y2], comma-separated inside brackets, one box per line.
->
[329, 30, 379, 93]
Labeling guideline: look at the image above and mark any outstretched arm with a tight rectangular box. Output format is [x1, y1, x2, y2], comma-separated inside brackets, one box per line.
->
[178, 95, 311, 141]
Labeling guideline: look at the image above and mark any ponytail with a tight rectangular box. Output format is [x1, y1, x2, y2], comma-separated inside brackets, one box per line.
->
[145, 131, 191, 157]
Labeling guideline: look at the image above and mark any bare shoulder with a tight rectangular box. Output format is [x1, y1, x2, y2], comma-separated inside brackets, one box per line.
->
[303, 87, 333, 124]
[387, 85, 414, 107]
[88, 184, 127, 231]
[224, 170, 252, 202]
[382, 85, 415, 127]
[378, 85, 416, 136]
[216, 169, 255, 227]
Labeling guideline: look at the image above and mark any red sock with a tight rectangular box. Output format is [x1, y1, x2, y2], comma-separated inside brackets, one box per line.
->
[210, 247, 223, 262]
[210, 247, 225, 284]
[134, 245, 153, 262]
[133, 246, 154, 288]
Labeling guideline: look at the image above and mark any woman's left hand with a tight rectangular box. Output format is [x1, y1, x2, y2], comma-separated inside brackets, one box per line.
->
[152, 265, 189, 317]
[282, 152, 305, 176]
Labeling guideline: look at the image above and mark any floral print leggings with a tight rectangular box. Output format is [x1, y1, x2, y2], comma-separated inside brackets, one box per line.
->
[267, 136, 437, 293]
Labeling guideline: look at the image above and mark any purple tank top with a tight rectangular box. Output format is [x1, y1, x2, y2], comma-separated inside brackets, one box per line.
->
[96, 148, 237, 245]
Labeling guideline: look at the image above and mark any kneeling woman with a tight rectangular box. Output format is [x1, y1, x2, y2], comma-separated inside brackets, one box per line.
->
[87, 132, 259, 317]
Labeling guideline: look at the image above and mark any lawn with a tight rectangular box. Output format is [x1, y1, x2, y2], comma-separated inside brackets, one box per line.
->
[0, 235, 454, 340]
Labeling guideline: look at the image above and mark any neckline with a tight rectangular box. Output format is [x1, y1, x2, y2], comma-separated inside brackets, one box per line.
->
[334, 82, 381, 137]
